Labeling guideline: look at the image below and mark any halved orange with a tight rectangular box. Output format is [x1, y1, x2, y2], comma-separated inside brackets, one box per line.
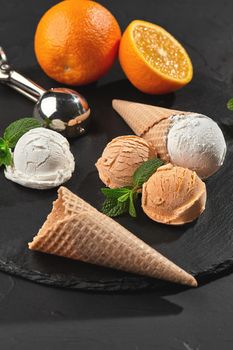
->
[119, 20, 193, 94]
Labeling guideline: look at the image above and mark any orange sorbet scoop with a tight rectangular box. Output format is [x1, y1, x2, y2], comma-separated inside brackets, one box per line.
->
[96, 135, 155, 188]
[142, 164, 206, 225]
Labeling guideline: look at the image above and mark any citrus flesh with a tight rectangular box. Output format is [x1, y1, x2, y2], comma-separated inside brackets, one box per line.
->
[133, 25, 191, 81]
[119, 20, 193, 94]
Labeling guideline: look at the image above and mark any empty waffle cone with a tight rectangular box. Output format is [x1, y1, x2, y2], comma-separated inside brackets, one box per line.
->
[29, 186, 197, 287]
[112, 99, 190, 161]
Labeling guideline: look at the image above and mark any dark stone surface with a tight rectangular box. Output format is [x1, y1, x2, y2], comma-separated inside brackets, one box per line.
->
[0, 272, 232, 350]
[0, 0, 233, 347]
[0, 0, 233, 292]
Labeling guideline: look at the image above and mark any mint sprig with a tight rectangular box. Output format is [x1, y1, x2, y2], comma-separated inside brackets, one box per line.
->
[101, 158, 164, 218]
[0, 117, 42, 168]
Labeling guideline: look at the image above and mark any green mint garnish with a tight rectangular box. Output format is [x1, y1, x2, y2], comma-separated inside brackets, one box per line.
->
[129, 191, 137, 218]
[4, 118, 42, 148]
[0, 117, 43, 169]
[133, 158, 164, 188]
[102, 197, 129, 217]
[227, 98, 233, 111]
[0, 138, 12, 166]
[101, 187, 130, 198]
[118, 192, 130, 203]
[101, 187, 131, 217]
[101, 157, 164, 218]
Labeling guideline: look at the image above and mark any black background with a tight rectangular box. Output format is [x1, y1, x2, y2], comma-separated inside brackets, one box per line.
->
[1, 0, 233, 348]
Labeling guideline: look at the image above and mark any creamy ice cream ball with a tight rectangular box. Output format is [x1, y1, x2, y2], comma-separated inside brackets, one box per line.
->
[142, 163, 206, 225]
[167, 113, 226, 178]
[5, 128, 75, 189]
[96, 135, 155, 188]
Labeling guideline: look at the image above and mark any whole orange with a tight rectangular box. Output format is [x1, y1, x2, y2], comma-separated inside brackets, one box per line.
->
[34, 0, 121, 85]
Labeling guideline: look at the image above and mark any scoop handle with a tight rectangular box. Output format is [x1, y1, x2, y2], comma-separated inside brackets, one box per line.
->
[6, 70, 46, 103]
[0, 47, 45, 103]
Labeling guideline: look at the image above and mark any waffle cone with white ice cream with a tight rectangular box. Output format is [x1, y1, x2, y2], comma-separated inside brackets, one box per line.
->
[112, 99, 185, 136]
[113, 99, 226, 178]
[29, 186, 197, 287]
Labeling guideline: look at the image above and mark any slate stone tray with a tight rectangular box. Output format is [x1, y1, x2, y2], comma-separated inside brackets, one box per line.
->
[0, 69, 232, 292]
[1, 0, 233, 291]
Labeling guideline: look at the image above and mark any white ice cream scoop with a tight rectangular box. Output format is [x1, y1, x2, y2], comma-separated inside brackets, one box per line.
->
[167, 114, 226, 178]
[5, 128, 75, 189]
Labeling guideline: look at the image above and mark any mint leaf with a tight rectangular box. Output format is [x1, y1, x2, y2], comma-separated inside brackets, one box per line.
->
[101, 188, 137, 218]
[101, 187, 131, 217]
[0, 137, 7, 152]
[102, 197, 129, 217]
[0, 138, 12, 166]
[129, 191, 137, 217]
[133, 158, 164, 188]
[101, 187, 131, 199]
[4, 118, 42, 148]
[227, 98, 233, 111]
[118, 192, 130, 203]
[0, 148, 12, 166]
[100, 158, 164, 218]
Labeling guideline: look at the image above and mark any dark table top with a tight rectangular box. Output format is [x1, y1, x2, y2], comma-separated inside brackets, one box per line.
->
[1, 0, 233, 349]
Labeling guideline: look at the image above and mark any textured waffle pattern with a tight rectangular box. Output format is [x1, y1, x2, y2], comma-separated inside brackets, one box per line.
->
[58, 186, 98, 216]
[143, 112, 191, 162]
[29, 187, 197, 287]
[112, 99, 181, 136]
[143, 118, 171, 162]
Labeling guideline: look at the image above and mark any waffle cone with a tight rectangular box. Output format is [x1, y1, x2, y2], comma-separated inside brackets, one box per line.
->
[112, 99, 183, 136]
[29, 187, 197, 287]
[143, 118, 172, 162]
[113, 99, 191, 162]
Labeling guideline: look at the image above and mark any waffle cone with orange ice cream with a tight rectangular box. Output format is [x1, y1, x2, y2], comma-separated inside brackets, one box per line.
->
[29, 186, 197, 287]
[96, 135, 155, 188]
[142, 164, 206, 225]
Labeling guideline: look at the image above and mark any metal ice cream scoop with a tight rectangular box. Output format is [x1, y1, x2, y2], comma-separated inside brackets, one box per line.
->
[0, 47, 90, 138]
